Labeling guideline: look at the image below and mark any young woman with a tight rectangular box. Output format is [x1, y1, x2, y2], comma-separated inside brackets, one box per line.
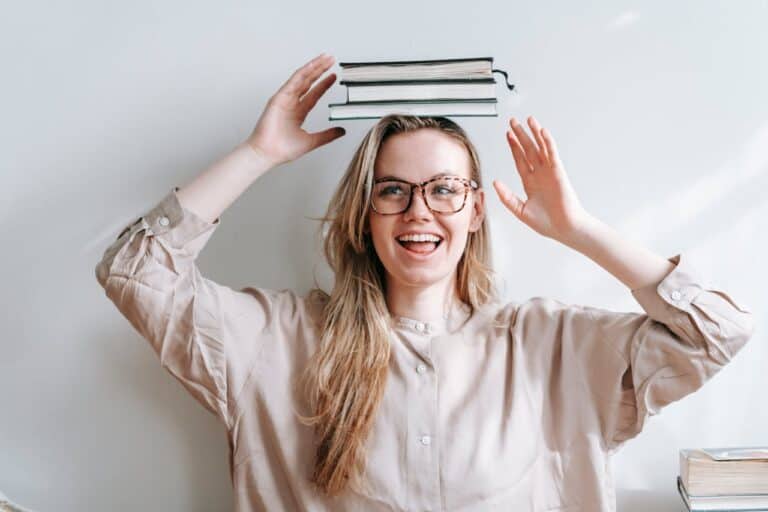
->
[95, 53, 755, 511]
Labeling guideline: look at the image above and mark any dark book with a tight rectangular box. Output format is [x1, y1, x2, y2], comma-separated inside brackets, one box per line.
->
[342, 78, 497, 103]
[329, 57, 513, 120]
[338, 57, 495, 82]
[328, 98, 497, 121]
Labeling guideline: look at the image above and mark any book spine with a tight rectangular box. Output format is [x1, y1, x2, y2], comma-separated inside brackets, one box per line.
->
[340, 78, 497, 86]
[681, 450, 690, 493]
[329, 114, 499, 121]
[338, 56, 493, 67]
[328, 98, 498, 106]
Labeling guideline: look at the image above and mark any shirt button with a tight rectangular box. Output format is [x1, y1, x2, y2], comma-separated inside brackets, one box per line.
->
[415, 322, 425, 332]
[671, 290, 682, 301]
[158, 216, 170, 227]
[416, 363, 427, 374]
[420, 435, 431, 446]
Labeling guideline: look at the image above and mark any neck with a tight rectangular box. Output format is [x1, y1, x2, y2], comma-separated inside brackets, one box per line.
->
[385, 271, 460, 323]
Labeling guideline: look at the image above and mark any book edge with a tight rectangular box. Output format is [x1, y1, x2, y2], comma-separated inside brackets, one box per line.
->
[339, 56, 493, 67]
[328, 99, 498, 106]
[340, 78, 497, 86]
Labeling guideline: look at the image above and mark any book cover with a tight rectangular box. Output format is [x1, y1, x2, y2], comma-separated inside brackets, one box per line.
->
[344, 80, 497, 103]
[338, 56, 494, 67]
[677, 475, 768, 511]
[328, 99, 498, 121]
[680, 448, 768, 496]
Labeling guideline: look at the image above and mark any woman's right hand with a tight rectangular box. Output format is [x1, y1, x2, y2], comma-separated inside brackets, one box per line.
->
[244, 53, 346, 168]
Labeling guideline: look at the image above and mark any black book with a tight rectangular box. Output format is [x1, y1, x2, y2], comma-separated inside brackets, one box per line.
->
[337, 56, 514, 90]
[341, 78, 497, 103]
[329, 56, 514, 120]
[339, 56, 495, 82]
[328, 98, 498, 121]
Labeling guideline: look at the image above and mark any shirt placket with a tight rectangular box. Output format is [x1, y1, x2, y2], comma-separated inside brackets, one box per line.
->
[404, 322, 442, 512]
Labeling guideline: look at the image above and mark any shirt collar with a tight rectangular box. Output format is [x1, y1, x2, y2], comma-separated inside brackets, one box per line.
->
[390, 301, 472, 336]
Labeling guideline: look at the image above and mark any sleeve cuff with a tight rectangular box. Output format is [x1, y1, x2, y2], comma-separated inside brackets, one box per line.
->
[116, 187, 220, 250]
[630, 253, 703, 323]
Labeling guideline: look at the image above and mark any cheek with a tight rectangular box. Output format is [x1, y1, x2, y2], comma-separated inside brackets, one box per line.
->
[446, 232, 470, 256]
[368, 216, 392, 250]
[445, 217, 473, 247]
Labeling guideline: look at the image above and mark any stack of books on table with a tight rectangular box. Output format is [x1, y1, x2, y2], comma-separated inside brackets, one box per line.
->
[328, 56, 515, 121]
[678, 447, 768, 511]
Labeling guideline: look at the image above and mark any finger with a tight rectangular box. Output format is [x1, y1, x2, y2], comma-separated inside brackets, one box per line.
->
[287, 54, 333, 99]
[493, 180, 526, 221]
[541, 127, 562, 165]
[279, 54, 334, 100]
[309, 126, 346, 150]
[510, 117, 544, 167]
[278, 53, 326, 95]
[506, 128, 534, 178]
[298, 72, 337, 118]
[528, 116, 550, 165]
[295, 55, 336, 98]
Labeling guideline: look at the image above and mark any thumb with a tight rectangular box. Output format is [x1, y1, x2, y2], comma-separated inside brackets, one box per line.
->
[493, 180, 526, 221]
[310, 126, 346, 150]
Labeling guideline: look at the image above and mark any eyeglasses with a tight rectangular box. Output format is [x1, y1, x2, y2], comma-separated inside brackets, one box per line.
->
[371, 175, 479, 215]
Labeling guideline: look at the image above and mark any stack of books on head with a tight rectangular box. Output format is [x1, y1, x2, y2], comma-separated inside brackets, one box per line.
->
[678, 447, 768, 511]
[328, 57, 515, 120]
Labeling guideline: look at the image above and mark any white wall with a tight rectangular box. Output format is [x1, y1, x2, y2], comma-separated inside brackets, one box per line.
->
[2, 0, 766, 510]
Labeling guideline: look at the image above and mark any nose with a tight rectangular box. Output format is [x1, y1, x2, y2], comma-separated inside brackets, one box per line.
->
[403, 186, 433, 221]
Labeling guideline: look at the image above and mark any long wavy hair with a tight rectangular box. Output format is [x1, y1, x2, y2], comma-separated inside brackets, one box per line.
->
[297, 114, 498, 497]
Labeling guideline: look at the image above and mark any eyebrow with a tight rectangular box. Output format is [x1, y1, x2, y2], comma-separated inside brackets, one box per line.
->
[376, 171, 458, 181]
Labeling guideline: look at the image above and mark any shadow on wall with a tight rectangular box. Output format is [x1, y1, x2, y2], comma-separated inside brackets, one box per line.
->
[618, 488, 681, 511]
[47, 325, 237, 511]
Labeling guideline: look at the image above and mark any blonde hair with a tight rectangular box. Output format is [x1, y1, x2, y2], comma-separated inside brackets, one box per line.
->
[297, 114, 498, 497]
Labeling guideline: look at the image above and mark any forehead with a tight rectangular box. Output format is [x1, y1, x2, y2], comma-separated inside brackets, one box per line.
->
[374, 128, 472, 181]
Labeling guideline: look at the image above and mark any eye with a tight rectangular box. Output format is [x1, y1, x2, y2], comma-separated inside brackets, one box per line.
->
[432, 184, 458, 196]
[379, 184, 406, 196]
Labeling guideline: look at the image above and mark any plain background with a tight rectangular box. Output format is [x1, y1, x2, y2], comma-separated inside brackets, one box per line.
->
[1, 0, 766, 510]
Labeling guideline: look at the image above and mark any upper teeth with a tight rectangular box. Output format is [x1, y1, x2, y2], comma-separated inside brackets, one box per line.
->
[397, 234, 442, 242]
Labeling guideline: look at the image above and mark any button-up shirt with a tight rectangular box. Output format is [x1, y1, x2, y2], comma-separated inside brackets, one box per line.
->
[95, 187, 755, 511]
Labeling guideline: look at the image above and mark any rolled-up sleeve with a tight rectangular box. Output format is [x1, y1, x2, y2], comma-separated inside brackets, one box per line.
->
[95, 187, 279, 430]
[571, 253, 755, 452]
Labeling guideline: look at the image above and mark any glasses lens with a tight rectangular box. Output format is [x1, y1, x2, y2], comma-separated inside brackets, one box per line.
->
[425, 177, 466, 213]
[373, 181, 412, 214]
[372, 178, 468, 214]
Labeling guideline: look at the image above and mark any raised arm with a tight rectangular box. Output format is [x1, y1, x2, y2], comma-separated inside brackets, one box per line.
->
[176, 52, 345, 224]
[497, 116, 754, 452]
[95, 52, 344, 429]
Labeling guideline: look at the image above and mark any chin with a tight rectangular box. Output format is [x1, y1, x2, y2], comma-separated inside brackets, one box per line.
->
[392, 266, 452, 288]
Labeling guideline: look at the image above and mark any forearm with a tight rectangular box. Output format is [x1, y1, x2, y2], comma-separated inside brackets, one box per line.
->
[175, 143, 275, 224]
[563, 214, 676, 292]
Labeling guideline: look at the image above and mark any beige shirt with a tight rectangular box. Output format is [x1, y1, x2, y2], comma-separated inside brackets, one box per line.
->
[95, 187, 755, 512]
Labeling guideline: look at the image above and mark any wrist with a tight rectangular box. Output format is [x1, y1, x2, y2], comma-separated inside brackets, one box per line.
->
[237, 141, 278, 178]
[560, 212, 602, 252]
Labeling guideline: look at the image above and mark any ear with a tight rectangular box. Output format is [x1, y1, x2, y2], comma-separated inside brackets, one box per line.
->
[468, 188, 485, 232]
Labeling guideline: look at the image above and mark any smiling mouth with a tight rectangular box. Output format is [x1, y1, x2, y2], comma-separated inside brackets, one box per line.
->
[397, 239, 443, 254]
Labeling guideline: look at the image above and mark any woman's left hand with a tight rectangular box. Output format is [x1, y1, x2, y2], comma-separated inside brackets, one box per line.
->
[493, 116, 592, 245]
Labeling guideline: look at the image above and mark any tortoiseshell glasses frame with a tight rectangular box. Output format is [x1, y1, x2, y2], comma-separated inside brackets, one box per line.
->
[370, 175, 480, 215]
